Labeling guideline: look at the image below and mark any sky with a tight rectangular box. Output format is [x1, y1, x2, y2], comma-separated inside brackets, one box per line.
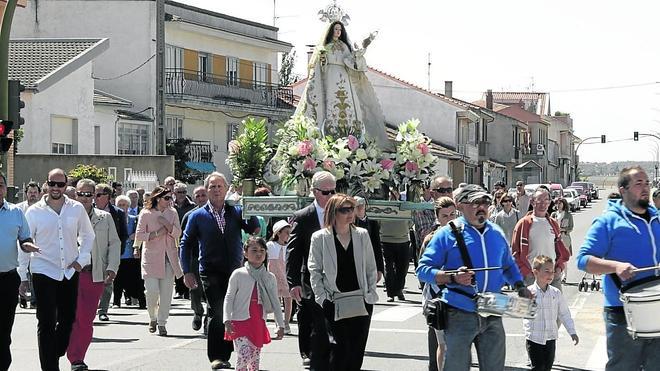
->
[183, 0, 660, 164]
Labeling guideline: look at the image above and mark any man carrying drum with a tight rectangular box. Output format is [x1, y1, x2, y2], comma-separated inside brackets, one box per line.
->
[417, 184, 531, 371]
[577, 166, 660, 370]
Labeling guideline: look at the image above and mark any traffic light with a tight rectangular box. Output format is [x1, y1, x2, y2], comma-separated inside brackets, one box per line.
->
[8, 80, 25, 130]
[634, 131, 639, 141]
[0, 120, 14, 153]
[601, 135, 606, 143]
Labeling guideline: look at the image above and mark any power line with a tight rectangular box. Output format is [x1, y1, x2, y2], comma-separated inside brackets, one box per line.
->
[93, 54, 156, 81]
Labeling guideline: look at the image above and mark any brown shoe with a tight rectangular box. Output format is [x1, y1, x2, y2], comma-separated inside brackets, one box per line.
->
[148, 321, 157, 333]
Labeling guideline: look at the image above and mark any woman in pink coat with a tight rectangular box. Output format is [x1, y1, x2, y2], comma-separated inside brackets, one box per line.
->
[134, 185, 183, 336]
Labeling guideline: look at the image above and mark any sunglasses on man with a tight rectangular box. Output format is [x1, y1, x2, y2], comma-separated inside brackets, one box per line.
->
[47, 181, 67, 188]
[315, 188, 336, 196]
[76, 191, 94, 198]
[433, 187, 453, 194]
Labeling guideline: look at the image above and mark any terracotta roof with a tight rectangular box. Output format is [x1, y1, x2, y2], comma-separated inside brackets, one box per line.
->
[9, 39, 104, 89]
[495, 104, 545, 124]
[485, 91, 550, 116]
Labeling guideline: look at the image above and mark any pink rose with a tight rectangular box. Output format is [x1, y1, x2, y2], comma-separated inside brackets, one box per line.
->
[298, 140, 313, 157]
[347, 135, 359, 151]
[405, 161, 419, 172]
[303, 157, 316, 171]
[380, 158, 395, 170]
[417, 143, 430, 155]
[322, 160, 335, 170]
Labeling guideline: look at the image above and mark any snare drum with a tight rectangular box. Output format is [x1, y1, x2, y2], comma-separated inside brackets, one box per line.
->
[620, 277, 660, 339]
[477, 292, 537, 319]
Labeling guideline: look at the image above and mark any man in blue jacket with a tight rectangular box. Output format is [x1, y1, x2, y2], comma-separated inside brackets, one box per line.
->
[417, 184, 529, 371]
[577, 166, 660, 370]
[180, 172, 259, 370]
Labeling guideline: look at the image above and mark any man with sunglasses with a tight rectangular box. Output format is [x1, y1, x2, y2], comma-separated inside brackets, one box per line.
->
[96, 183, 129, 320]
[417, 184, 529, 371]
[24, 168, 95, 371]
[286, 171, 336, 369]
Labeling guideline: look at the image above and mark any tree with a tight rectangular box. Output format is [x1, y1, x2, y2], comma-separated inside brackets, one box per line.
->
[279, 50, 299, 86]
[68, 164, 110, 185]
[165, 139, 203, 184]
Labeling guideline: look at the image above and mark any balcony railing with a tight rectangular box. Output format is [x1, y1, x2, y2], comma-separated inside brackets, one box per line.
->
[165, 68, 294, 109]
[166, 138, 213, 163]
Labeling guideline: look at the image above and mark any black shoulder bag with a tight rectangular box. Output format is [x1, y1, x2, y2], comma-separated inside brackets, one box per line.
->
[423, 221, 475, 330]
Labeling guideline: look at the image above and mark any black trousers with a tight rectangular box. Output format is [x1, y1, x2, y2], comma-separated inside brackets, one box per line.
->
[113, 259, 145, 307]
[427, 326, 438, 371]
[526, 339, 556, 371]
[298, 297, 330, 371]
[382, 242, 410, 297]
[200, 272, 233, 362]
[0, 270, 20, 371]
[190, 255, 205, 317]
[323, 300, 373, 371]
[33, 272, 79, 371]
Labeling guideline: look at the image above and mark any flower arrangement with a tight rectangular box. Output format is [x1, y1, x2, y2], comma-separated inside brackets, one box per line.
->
[319, 134, 390, 195]
[225, 118, 271, 189]
[391, 118, 438, 189]
[272, 114, 325, 190]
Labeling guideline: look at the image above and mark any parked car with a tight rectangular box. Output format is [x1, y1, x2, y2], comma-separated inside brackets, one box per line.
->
[549, 183, 564, 201]
[567, 186, 588, 207]
[571, 182, 593, 202]
[563, 188, 582, 212]
[587, 182, 599, 199]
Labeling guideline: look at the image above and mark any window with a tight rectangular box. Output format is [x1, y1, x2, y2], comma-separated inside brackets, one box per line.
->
[124, 168, 132, 182]
[227, 57, 239, 86]
[166, 116, 183, 139]
[165, 45, 183, 70]
[198, 53, 211, 82]
[108, 167, 117, 181]
[94, 125, 100, 154]
[52, 143, 73, 154]
[118, 122, 150, 155]
[253, 62, 267, 88]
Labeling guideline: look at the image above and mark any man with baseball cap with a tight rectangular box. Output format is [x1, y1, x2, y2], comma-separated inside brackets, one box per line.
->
[417, 184, 530, 371]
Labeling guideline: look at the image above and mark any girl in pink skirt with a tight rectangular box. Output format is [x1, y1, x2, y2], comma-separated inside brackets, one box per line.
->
[224, 237, 284, 371]
[266, 220, 293, 334]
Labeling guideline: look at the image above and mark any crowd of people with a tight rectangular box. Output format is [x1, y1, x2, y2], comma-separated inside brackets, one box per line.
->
[0, 166, 658, 371]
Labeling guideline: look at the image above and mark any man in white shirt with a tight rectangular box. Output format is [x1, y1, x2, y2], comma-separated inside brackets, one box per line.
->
[24, 168, 95, 371]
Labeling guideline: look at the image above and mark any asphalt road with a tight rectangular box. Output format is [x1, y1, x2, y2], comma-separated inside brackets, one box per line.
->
[9, 194, 613, 371]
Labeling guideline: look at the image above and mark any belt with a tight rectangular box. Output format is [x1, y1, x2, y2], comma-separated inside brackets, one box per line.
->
[0, 269, 17, 277]
[604, 306, 624, 314]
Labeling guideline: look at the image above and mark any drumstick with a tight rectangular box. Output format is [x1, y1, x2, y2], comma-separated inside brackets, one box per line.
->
[631, 265, 660, 273]
[444, 267, 502, 274]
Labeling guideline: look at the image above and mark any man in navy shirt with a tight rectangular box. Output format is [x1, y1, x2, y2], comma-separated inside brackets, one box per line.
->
[180, 172, 258, 370]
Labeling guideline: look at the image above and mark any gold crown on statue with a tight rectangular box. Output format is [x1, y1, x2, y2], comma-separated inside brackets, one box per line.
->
[318, 0, 350, 25]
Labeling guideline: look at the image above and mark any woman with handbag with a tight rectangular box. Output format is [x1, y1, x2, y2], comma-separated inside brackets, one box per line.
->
[308, 193, 379, 371]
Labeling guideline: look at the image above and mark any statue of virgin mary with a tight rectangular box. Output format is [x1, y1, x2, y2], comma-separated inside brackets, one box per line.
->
[296, 18, 391, 149]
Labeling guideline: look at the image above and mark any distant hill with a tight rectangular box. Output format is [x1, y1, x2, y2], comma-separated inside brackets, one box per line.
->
[580, 161, 658, 178]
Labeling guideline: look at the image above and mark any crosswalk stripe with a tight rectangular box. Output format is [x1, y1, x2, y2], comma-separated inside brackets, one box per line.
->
[371, 306, 421, 322]
[585, 335, 606, 370]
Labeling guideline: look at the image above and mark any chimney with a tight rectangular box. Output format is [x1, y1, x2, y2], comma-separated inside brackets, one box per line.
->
[444, 81, 453, 98]
[486, 89, 493, 109]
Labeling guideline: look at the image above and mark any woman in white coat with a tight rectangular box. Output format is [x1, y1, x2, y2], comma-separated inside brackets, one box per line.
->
[308, 193, 378, 371]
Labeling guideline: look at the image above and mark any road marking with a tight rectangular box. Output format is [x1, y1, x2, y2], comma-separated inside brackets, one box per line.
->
[371, 306, 421, 322]
[95, 337, 201, 369]
[569, 295, 588, 312]
[585, 335, 606, 370]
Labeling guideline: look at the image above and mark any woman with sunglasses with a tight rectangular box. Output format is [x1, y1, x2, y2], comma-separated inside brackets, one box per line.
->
[308, 193, 378, 370]
[134, 185, 183, 336]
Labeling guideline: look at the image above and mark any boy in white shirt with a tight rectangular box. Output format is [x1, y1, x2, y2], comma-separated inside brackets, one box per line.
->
[524, 255, 579, 371]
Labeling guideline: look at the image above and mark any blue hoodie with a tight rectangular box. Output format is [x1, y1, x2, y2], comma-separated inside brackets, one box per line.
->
[577, 199, 660, 307]
[416, 217, 523, 312]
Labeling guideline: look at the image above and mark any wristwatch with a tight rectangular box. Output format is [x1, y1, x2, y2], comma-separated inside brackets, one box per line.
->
[449, 273, 456, 284]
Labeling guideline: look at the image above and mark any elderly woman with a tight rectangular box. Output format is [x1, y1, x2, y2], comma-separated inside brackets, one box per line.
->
[66, 179, 121, 371]
[134, 185, 183, 336]
[308, 193, 378, 370]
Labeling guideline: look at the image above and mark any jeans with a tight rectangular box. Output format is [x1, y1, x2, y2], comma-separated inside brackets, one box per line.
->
[200, 272, 233, 362]
[443, 307, 505, 371]
[0, 270, 20, 371]
[604, 308, 660, 370]
[33, 272, 79, 371]
[526, 339, 555, 371]
[67, 271, 105, 363]
[382, 242, 410, 297]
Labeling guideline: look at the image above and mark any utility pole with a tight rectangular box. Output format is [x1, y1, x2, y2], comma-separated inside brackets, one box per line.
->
[156, 0, 165, 155]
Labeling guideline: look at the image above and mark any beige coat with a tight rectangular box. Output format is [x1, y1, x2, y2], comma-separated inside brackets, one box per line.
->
[135, 207, 183, 279]
[308, 226, 379, 307]
[89, 208, 121, 283]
